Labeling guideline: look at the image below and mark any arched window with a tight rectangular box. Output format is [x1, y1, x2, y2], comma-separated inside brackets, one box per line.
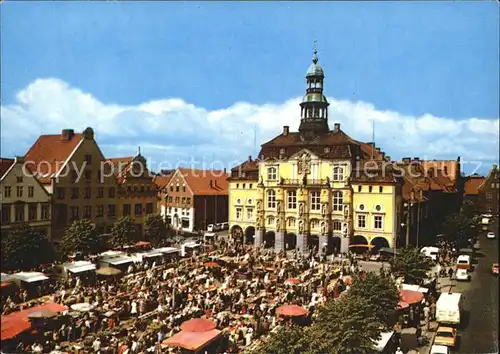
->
[287, 217, 296, 227]
[332, 191, 343, 211]
[333, 166, 344, 181]
[267, 216, 275, 225]
[333, 220, 342, 231]
[267, 190, 276, 208]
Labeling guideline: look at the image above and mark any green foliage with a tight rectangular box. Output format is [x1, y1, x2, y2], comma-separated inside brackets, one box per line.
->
[252, 325, 310, 354]
[110, 216, 138, 248]
[144, 214, 167, 246]
[460, 200, 478, 219]
[255, 273, 399, 353]
[307, 295, 383, 354]
[441, 212, 475, 248]
[1, 223, 55, 271]
[347, 272, 400, 329]
[390, 246, 432, 284]
[61, 219, 101, 256]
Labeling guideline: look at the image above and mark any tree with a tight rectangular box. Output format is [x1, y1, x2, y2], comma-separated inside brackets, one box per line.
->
[347, 272, 400, 329]
[307, 295, 383, 354]
[252, 325, 310, 354]
[144, 214, 167, 246]
[390, 246, 432, 284]
[110, 216, 138, 248]
[60, 219, 101, 256]
[460, 199, 478, 220]
[1, 223, 55, 271]
[441, 212, 475, 248]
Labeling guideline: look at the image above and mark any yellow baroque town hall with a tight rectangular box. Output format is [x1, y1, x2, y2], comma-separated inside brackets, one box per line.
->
[228, 48, 404, 254]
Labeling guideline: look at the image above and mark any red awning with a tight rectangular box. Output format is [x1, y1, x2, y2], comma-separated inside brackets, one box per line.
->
[204, 262, 220, 268]
[399, 289, 424, 305]
[1, 302, 67, 341]
[285, 278, 301, 285]
[276, 304, 308, 317]
[397, 301, 410, 310]
[161, 329, 221, 351]
[0, 282, 13, 289]
[180, 318, 216, 332]
[135, 241, 151, 247]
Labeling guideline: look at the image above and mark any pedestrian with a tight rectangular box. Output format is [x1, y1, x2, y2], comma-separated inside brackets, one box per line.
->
[448, 267, 454, 279]
[395, 347, 404, 354]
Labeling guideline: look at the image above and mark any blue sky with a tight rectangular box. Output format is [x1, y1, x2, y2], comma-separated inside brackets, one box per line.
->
[1, 1, 499, 174]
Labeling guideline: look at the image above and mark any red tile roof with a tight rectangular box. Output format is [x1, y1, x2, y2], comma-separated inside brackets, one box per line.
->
[153, 174, 173, 190]
[464, 175, 485, 195]
[420, 160, 459, 183]
[1, 302, 67, 340]
[0, 158, 15, 179]
[24, 132, 83, 184]
[106, 156, 154, 184]
[178, 168, 229, 195]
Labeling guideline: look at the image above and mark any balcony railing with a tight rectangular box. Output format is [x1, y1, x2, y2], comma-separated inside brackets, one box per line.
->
[280, 178, 328, 186]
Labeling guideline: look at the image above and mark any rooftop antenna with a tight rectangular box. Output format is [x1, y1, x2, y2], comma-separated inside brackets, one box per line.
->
[138, 146, 141, 156]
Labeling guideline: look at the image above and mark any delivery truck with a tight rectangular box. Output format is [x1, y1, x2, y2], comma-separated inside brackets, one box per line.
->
[436, 292, 463, 325]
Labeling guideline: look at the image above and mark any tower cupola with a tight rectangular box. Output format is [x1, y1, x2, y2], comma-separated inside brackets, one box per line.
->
[299, 41, 330, 138]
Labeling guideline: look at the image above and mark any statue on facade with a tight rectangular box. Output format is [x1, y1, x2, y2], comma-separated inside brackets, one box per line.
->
[277, 201, 281, 213]
[276, 218, 281, 232]
[257, 200, 261, 210]
[321, 221, 326, 235]
[298, 220, 304, 234]
[325, 176, 330, 187]
[299, 203, 304, 216]
[321, 203, 327, 217]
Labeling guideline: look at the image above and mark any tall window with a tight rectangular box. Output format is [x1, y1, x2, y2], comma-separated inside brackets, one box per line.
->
[357, 214, 366, 228]
[135, 203, 142, 215]
[28, 204, 37, 221]
[108, 204, 116, 217]
[288, 217, 296, 227]
[2, 205, 11, 223]
[486, 192, 492, 200]
[83, 206, 92, 218]
[333, 166, 344, 181]
[246, 208, 253, 221]
[98, 187, 104, 198]
[96, 205, 104, 217]
[15, 205, 24, 222]
[4, 186, 11, 198]
[123, 204, 131, 216]
[333, 220, 342, 231]
[374, 215, 383, 230]
[267, 216, 275, 225]
[84, 154, 92, 165]
[267, 167, 277, 181]
[287, 190, 297, 209]
[84, 187, 91, 199]
[236, 207, 242, 220]
[70, 206, 79, 220]
[16, 186, 23, 198]
[71, 187, 79, 199]
[310, 191, 321, 210]
[332, 191, 343, 211]
[310, 219, 320, 229]
[267, 189, 276, 208]
[28, 186, 34, 198]
[41, 204, 50, 220]
[108, 187, 115, 198]
[146, 203, 153, 214]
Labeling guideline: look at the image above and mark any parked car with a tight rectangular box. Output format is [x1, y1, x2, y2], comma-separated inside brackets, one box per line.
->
[434, 326, 457, 347]
[486, 231, 495, 239]
[455, 268, 469, 282]
[430, 345, 449, 354]
[369, 253, 381, 261]
[492, 263, 499, 275]
[221, 222, 229, 230]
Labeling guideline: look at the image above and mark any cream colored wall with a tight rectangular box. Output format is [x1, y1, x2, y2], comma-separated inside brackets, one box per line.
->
[228, 180, 259, 232]
[0, 159, 52, 238]
[352, 183, 396, 246]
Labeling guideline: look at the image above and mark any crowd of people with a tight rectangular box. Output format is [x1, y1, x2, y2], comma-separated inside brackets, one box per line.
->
[2, 237, 375, 354]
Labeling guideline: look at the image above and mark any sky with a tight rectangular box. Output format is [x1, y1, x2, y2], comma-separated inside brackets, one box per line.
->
[1, 1, 499, 175]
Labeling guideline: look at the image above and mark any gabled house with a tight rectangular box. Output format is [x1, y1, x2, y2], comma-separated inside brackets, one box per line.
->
[1, 157, 52, 239]
[477, 164, 500, 215]
[160, 168, 229, 232]
[24, 128, 118, 241]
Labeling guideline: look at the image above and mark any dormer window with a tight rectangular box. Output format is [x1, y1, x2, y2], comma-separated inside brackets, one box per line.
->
[359, 204, 365, 211]
[267, 167, 277, 181]
[333, 166, 344, 181]
[279, 148, 285, 155]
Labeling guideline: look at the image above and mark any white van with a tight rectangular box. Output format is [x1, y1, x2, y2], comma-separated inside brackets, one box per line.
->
[204, 232, 218, 242]
[456, 255, 471, 271]
[421, 246, 440, 261]
[436, 292, 463, 325]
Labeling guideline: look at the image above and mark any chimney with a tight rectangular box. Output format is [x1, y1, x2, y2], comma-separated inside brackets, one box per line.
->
[61, 129, 75, 141]
[334, 123, 340, 132]
[367, 142, 375, 147]
[209, 180, 213, 188]
[214, 179, 217, 187]
[223, 168, 227, 174]
[402, 157, 411, 164]
[248, 156, 252, 163]
[283, 126, 289, 136]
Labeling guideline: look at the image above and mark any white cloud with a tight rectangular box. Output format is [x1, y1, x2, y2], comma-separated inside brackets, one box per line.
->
[1, 78, 498, 174]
